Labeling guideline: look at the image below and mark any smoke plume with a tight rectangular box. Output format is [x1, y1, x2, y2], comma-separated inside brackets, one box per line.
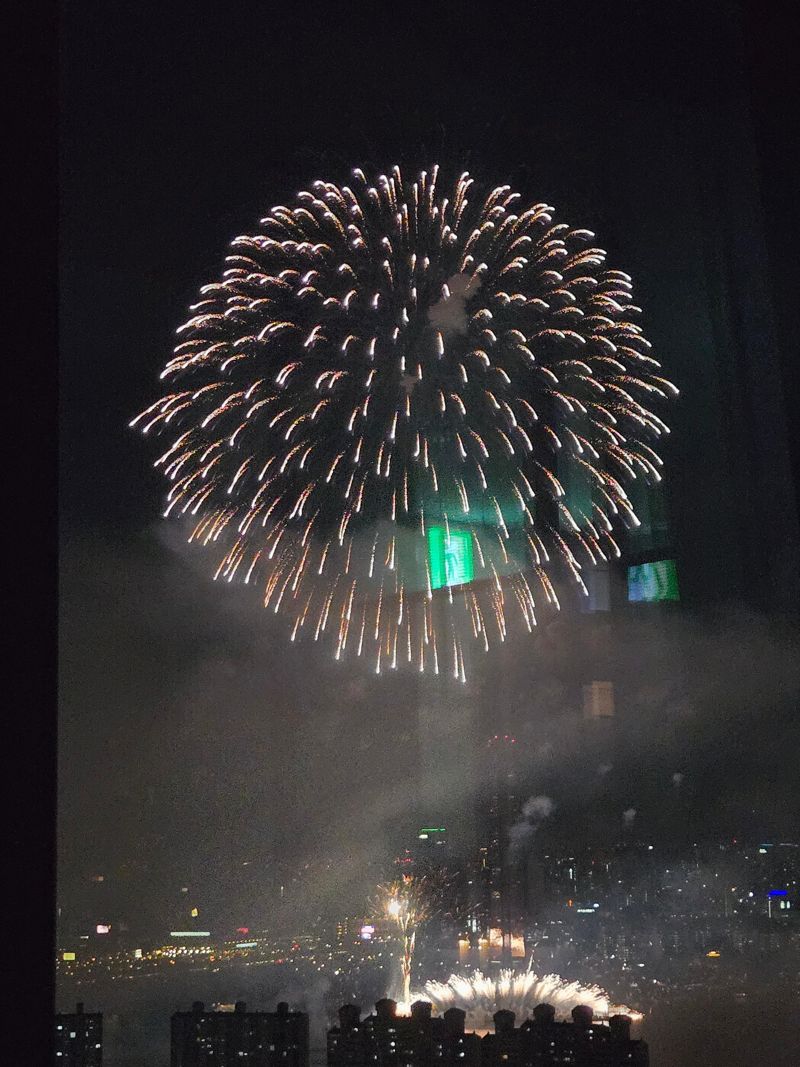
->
[509, 795, 556, 853]
[427, 273, 480, 335]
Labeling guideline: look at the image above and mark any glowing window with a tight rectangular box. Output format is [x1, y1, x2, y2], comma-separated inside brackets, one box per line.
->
[427, 527, 474, 590]
[627, 559, 679, 602]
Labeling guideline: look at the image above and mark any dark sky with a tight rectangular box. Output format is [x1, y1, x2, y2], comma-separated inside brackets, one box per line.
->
[58, 1, 799, 918]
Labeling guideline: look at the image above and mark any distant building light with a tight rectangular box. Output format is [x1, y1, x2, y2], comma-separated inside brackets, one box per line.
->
[134, 948, 143, 959]
[418, 834, 429, 840]
[706, 950, 721, 958]
[62, 951, 76, 961]
[360, 925, 375, 941]
[96, 924, 110, 935]
[236, 927, 250, 935]
[583, 681, 614, 720]
[169, 931, 211, 938]
[235, 941, 257, 948]
[627, 559, 679, 602]
[190, 907, 199, 917]
[428, 526, 474, 590]
[768, 890, 788, 897]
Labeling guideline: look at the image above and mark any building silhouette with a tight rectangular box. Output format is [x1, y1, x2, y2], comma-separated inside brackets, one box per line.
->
[478, 735, 528, 966]
[171, 1001, 309, 1067]
[482, 1005, 648, 1067]
[55, 1003, 102, 1066]
[327, 1000, 647, 1067]
[328, 999, 480, 1067]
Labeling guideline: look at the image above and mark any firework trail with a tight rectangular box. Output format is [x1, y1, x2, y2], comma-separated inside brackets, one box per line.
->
[377, 874, 438, 1006]
[134, 165, 676, 678]
[415, 968, 642, 1028]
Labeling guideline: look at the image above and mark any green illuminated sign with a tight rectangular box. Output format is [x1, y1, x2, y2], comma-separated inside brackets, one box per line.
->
[627, 559, 679, 602]
[427, 527, 474, 590]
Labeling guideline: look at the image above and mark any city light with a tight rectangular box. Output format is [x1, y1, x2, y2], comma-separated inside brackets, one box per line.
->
[627, 559, 680, 602]
[427, 527, 475, 591]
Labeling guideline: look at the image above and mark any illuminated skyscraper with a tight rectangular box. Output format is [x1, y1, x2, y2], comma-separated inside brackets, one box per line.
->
[477, 734, 528, 966]
[415, 596, 481, 857]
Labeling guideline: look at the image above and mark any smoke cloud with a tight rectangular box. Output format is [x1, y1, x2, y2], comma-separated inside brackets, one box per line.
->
[427, 273, 480, 335]
[58, 521, 800, 1067]
[522, 795, 556, 820]
[509, 795, 556, 853]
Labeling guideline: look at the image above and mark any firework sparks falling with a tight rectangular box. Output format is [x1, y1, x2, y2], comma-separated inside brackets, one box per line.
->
[377, 875, 437, 1006]
[414, 968, 642, 1028]
[134, 165, 676, 677]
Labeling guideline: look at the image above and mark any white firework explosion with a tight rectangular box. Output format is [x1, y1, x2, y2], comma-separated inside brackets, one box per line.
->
[411, 968, 642, 1028]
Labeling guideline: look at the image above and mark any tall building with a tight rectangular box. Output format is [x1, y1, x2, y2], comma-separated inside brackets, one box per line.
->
[476, 734, 528, 966]
[55, 1003, 102, 1066]
[415, 667, 480, 857]
[403, 4, 798, 949]
[171, 1001, 309, 1067]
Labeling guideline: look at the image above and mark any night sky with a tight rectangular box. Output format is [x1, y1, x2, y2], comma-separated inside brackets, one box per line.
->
[59, 1, 799, 925]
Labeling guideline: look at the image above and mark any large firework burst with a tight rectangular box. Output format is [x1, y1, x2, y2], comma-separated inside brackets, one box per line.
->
[134, 165, 676, 678]
[416, 968, 642, 1028]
